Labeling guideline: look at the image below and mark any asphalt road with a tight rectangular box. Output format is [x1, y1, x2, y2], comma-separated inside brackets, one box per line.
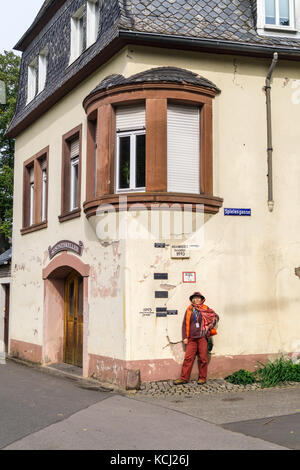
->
[0, 360, 111, 449]
[1, 360, 299, 450]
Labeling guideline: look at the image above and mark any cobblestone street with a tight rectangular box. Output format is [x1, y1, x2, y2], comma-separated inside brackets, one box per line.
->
[138, 378, 300, 397]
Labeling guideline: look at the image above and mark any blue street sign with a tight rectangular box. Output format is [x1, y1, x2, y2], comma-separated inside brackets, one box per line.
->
[224, 208, 251, 216]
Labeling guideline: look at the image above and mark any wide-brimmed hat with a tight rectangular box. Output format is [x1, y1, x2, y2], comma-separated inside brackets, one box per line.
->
[189, 291, 205, 302]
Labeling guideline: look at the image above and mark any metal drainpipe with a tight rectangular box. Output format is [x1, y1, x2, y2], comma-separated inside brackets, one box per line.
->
[265, 52, 278, 212]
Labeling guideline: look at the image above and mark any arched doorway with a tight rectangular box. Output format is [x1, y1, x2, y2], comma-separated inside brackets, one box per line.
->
[42, 253, 90, 377]
[64, 271, 83, 368]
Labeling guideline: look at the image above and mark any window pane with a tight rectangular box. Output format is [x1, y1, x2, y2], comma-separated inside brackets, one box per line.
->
[136, 134, 146, 188]
[119, 136, 130, 189]
[71, 162, 79, 210]
[279, 0, 290, 25]
[265, 0, 276, 24]
[30, 183, 34, 226]
[42, 169, 47, 222]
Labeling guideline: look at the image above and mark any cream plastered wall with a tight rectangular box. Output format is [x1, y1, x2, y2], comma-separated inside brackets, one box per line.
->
[11, 49, 129, 360]
[120, 46, 300, 362]
[11, 44, 300, 367]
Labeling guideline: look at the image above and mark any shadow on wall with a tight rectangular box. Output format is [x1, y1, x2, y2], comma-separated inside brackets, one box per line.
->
[223, 297, 299, 315]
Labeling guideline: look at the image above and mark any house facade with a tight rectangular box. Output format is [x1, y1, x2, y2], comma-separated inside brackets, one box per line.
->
[6, 0, 300, 387]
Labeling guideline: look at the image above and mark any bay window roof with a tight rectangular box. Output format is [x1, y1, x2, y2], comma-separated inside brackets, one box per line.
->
[85, 67, 220, 103]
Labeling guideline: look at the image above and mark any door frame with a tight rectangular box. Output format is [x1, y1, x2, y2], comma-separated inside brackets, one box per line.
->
[43, 253, 90, 377]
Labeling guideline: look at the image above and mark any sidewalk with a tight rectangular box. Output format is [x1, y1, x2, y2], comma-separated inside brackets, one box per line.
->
[4, 394, 287, 450]
[2, 359, 299, 450]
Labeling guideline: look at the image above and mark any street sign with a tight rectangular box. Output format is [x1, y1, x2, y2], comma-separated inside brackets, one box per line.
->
[224, 208, 251, 216]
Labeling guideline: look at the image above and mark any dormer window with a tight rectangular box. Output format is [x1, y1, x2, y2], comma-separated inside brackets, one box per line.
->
[27, 58, 37, 103]
[265, 0, 293, 26]
[38, 48, 48, 93]
[70, 6, 85, 63]
[86, 0, 99, 48]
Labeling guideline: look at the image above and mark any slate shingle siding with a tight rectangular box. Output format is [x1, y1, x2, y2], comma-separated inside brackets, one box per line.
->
[9, 0, 121, 134]
[8, 0, 300, 136]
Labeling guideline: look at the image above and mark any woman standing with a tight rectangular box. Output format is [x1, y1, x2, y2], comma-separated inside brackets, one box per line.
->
[174, 291, 219, 385]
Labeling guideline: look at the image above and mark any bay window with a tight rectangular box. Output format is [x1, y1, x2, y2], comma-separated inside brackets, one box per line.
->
[83, 67, 223, 216]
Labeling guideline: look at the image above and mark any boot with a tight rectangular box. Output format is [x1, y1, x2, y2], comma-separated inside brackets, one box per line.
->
[173, 378, 188, 385]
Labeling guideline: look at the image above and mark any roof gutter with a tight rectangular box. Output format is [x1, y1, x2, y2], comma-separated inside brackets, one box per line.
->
[119, 30, 300, 59]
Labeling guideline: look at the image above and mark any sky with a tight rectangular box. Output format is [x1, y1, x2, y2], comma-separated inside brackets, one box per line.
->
[0, 0, 45, 54]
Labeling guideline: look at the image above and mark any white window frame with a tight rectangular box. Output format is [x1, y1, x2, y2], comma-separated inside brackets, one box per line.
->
[116, 130, 146, 193]
[27, 58, 38, 104]
[41, 168, 47, 222]
[86, 0, 99, 48]
[263, 0, 295, 30]
[38, 48, 48, 94]
[29, 165, 35, 226]
[70, 6, 85, 64]
[70, 156, 79, 211]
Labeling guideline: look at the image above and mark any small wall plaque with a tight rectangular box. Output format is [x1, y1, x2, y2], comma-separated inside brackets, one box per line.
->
[155, 291, 168, 298]
[48, 240, 83, 260]
[171, 246, 190, 259]
[183, 272, 196, 283]
[156, 312, 167, 317]
[167, 310, 178, 315]
[154, 273, 168, 280]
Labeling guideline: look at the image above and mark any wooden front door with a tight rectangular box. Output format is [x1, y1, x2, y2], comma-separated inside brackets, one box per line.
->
[4, 284, 10, 353]
[64, 272, 83, 367]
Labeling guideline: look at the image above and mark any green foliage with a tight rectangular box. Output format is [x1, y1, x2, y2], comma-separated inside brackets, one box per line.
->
[255, 357, 300, 388]
[225, 357, 300, 388]
[225, 369, 256, 385]
[0, 51, 20, 245]
[0, 51, 20, 167]
[0, 165, 14, 239]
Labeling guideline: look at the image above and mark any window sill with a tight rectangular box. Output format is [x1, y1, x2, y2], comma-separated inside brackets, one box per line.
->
[58, 208, 81, 223]
[83, 192, 223, 217]
[264, 25, 298, 33]
[21, 221, 47, 235]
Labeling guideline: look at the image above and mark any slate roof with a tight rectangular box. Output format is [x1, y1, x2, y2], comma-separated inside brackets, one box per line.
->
[117, 0, 300, 48]
[85, 66, 220, 101]
[7, 0, 300, 137]
[0, 248, 12, 266]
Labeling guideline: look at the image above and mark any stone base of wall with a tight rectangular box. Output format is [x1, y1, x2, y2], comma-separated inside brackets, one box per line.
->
[9, 340, 291, 388]
[89, 352, 290, 387]
[10, 339, 43, 364]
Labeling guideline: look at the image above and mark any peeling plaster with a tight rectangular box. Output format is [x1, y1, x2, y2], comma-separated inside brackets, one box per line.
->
[165, 335, 184, 364]
[283, 77, 289, 87]
[232, 59, 244, 89]
[160, 283, 176, 291]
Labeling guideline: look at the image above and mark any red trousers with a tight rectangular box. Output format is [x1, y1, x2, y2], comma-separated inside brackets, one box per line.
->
[180, 337, 208, 382]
